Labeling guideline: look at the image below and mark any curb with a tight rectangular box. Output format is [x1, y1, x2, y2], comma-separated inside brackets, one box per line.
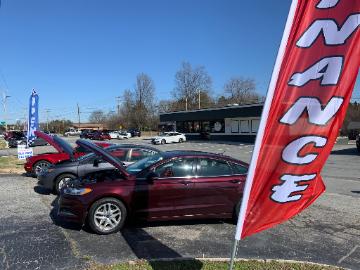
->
[124, 257, 345, 269]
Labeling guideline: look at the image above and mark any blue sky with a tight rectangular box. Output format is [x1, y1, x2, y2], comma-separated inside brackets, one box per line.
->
[0, 0, 359, 123]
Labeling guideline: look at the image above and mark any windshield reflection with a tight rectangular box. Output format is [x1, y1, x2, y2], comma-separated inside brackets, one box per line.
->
[126, 153, 163, 174]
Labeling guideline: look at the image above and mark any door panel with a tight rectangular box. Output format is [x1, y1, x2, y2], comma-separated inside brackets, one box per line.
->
[192, 158, 245, 216]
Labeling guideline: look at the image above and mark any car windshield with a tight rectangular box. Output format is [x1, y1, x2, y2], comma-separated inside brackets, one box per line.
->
[126, 153, 163, 175]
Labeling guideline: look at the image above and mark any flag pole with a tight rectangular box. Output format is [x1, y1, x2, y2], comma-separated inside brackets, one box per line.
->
[229, 240, 238, 270]
[228, 1, 298, 269]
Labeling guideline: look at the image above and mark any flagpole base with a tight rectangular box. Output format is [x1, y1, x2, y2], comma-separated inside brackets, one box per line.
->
[229, 239, 239, 270]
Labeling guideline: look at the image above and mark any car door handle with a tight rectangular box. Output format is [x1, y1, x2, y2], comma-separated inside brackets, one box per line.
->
[230, 179, 242, 184]
[179, 180, 192, 186]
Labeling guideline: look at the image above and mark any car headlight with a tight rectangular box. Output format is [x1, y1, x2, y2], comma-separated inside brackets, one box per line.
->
[63, 187, 92, 196]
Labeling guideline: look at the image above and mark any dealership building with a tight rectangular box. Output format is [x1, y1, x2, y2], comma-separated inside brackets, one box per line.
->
[159, 103, 264, 142]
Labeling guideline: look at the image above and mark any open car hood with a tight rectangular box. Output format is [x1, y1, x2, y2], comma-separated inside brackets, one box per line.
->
[76, 139, 130, 178]
[34, 131, 75, 159]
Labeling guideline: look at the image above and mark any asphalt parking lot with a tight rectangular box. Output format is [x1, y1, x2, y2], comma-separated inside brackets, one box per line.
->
[0, 138, 359, 270]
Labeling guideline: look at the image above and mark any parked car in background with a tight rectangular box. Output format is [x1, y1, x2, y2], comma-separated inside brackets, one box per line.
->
[90, 131, 111, 141]
[80, 129, 95, 139]
[38, 142, 160, 194]
[25, 131, 112, 176]
[356, 135, 360, 153]
[152, 132, 186, 145]
[7, 131, 48, 148]
[118, 131, 131, 139]
[128, 128, 141, 137]
[108, 131, 131, 139]
[58, 140, 248, 234]
[4, 131, 25, 141]
[64, 128, 81, 137]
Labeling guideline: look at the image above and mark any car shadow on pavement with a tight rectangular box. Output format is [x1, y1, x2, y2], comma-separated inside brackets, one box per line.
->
[121, 227, 203, 270]
[351, 190, 360, 194]
[49, 196, 83, 231]
[33, 185, 52, 195]
[330, 147, 359, 156]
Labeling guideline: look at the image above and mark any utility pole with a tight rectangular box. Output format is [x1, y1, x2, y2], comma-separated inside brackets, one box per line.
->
[77, 103, 81, 129]
[2, 92, 10, 131]
[116, 96, 121, 115]
[185, 97, 188, 111]
[45, 109, 51, 131]
[198, 89, 201, 109]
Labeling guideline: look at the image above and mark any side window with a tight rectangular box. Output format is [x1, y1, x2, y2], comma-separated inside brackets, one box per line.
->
[109, 149, 128, 161]
[231, 162, 248, 175]
[197, 158, 232, 177]
[155, 158, 196, 178]
[130, 149, 157, 162]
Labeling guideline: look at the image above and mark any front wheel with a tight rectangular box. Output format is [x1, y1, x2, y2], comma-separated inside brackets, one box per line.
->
[33, 160, 51, 176]
[178, 138, 183, 143]
[88, 198, 127, 235]
[161, 139, 166, 145]
[54, 174, 76, 194]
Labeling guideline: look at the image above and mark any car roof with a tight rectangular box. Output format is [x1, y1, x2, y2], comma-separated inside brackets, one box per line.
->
[160, 150, 248, 166]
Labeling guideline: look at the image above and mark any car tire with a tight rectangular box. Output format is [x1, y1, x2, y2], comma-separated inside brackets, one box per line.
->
[33, 160, 51, 176]
[88, 197, 127, 235]
[179, 138, 183, 143]
[54, 173, 76, 194]
[161, 139, 166, 145]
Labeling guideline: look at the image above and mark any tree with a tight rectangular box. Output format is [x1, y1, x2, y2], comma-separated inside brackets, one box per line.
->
[133, 73, 156, 130]
[89, 110, 106, 123]
[173, 62, 212, 111]
[223, 77, 261, 104]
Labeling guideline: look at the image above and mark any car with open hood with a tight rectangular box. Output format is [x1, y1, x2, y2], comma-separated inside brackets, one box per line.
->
[38, 143, 161, 194]
[24, 131, 111, 176]
[57, 140, 248, 235]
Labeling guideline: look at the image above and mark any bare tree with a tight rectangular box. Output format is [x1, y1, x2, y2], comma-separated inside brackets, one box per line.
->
[89, 110, 106, 123]
[223, 77, 260, 104]
[133, 73, 156, 130]
[173, 62, 212, 110]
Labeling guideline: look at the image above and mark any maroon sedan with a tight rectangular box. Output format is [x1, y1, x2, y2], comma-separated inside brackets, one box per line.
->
[58, 140, 248, 234]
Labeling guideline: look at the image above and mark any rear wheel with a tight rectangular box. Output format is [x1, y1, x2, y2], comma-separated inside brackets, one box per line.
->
[178, 138, 183, 143]
[88, 197, 127, 235]
[54, 173, 76, 194]
[33, 160, 51, 176]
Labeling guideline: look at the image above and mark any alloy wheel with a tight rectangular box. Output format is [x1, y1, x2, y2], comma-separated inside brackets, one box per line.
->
[34, 161, 50, 176]
[93, 203, 122, 232]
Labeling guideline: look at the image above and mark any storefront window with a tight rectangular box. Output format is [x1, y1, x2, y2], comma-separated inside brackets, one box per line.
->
[210, 120, 225, 133]
[194, 121, 201, 132]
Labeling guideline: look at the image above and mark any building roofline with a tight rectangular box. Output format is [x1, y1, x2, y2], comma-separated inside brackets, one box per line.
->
[159, 103, 264, 115]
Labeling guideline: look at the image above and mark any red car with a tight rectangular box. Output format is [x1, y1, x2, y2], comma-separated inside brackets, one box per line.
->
[24, 131, 111, 176]
[58, 140, 248, 235]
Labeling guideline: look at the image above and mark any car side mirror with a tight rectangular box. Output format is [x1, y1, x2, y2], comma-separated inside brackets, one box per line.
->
[146, 171, 159, 184]
[93, 158, 101, 167]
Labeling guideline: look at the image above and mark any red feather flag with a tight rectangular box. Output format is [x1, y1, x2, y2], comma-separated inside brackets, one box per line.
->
[235, 0, 360, 240]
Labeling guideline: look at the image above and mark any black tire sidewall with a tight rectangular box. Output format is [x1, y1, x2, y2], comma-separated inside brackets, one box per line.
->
[88, 197, 127, 235]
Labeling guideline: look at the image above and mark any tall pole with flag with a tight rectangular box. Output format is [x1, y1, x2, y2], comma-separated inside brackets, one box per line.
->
[27, 90, 39, 147]
[229, 0, 360, 269]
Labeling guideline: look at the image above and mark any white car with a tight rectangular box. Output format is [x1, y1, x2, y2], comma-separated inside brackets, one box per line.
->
[109, 131, 120, 139]
[64, 129, 81, 137]
[109, 131, 131, 139]
[118, 131, 131, 139]
[151, 132, 186, 145]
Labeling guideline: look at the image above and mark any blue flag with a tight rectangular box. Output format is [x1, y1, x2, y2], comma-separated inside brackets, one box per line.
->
[27, 89, 39, 146]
